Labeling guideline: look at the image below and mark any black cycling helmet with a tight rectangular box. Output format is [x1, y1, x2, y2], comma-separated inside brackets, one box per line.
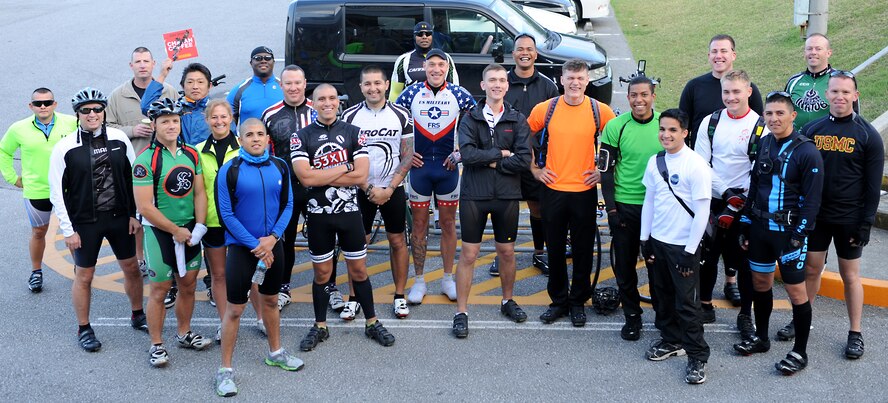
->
[71, 87, 108, 111]
[147, 98, 183, 121]
[592, 286, 620, 315]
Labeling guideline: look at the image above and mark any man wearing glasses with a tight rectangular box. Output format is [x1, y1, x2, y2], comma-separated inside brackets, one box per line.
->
[1, 88, 77, 293]
[227, 46, 284, 125]
[388, 21, 460, 101]
[785, 34, 859, 129]
[799, 71, 884, 360]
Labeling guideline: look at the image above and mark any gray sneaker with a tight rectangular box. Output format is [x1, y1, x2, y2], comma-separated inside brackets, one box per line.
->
[214, 368, 238, 397]
[646, 339, 686, 361]
[265, 348, 305, 371]
[138, 260, 148, 277]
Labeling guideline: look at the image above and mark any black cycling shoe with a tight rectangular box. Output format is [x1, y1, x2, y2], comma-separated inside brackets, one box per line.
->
[299, 325, 329, 352]
[539, 306, 568, 324]
[733, 335, 771, 356]
[532, 253, 550, 276]
[845, 333, 864, 359]
[723, 282, 741, 307]
[28, 270, 43, 293]
[700, 303, 716, 324]
[621, 314, 642, 341]
[488, 257, 499, 277]
[776, 320, 795, 341]
[501, 300, 527, 323]
[131, 312, 148, 332]
[736, 313, 756, 341]
[452, 313, 468, 338]
[775, 351, 808, 375]
[365, 321, 395, 347]
[569, 306, 586, 327]
[164, 287, 178, 309]
[78, 328, 102, 352]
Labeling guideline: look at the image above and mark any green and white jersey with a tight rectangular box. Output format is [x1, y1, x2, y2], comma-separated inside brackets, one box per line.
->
[601, 111, 663, 205]
[785, 67, 832, 129]
[132, 142, 202, 226]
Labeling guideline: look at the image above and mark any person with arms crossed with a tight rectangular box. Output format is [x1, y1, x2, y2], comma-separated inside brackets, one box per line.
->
[341, 65, 415, 319]
[639, 108, 711, 384]
[1, 88, 77, 292]
[48, 87, 145, 351]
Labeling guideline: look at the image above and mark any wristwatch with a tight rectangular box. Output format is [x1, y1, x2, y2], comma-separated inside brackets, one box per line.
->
[345, 162, 355, 172]
[270, 232, 280, 241]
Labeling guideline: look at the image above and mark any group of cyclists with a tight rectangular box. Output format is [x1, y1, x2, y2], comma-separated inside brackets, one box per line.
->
[0, 21, 883, 394]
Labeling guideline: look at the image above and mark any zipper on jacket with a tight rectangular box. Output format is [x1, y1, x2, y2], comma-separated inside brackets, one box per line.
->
[258, 165, 269, 236]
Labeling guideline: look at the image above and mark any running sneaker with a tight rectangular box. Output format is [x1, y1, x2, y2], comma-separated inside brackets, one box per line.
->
[149, 344, 169, 367]
[406, 281, 427, 305]
[532, 253, 550, 276]
[776, 320, 795, 341]
[646, 339, 686, 361]
[326, 285, 346, 311]
[845, 332, 864, 359]
[299, 325, 329, 352]
[207, 288, 216, 307]
[215, 326, 222, 345]
[723, 282, 741, 307]
[214, 368, 237, 397]
[775, 351, 807, 375]
[488, 257, 500, 277]
[278, 291, 292, 311]
[441, 276, 457, 301]
[565, 236, 573, 258]
[736, 314, 756, 341]
[500, 300, 527, 323]
[733, 335, 771, 356]
[256, 319, 267, 336]
[78, 328, 101, 352]
[685, 358, 707, 384]
[393, 298, 409, 319]
[131, 312, 148, 332]
[176, 331, 213, 350]
[138, 260, 148, 277]
[365, 321, 396, 346]
[164, 287, 178, 309]
[28, 270, 43, 293]
[452, 312, 468, 338]
[265, 348, 305, 371]
[340, 301, 361, 321]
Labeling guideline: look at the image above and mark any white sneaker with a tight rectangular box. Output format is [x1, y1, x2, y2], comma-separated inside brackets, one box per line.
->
[327, 287, 346, 311]
[340, 301, 361, 320]
[393, 298, 409, 318]
[214, 326, 222, 345]
[406, 281, 427, 305]
[277, 292, 291, 311]
[441, 276, 457, 301]
[256, 320, 267, 337]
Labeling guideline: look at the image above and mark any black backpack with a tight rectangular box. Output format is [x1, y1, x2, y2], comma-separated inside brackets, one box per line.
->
[706, 108, 767, 164]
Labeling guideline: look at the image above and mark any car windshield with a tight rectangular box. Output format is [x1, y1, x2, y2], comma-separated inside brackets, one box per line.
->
[489, 0, 551, 44]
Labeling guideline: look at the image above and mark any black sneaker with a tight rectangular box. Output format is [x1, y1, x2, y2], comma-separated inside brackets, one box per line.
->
[532, 253, 550, 276]
[723, 282, 741, 307]
[736, 313, 756, 341]
[733, 335, 771, 356]
[452, 313, 468, 338]
[776, 320, 795, 341]
[685, 358, 707, 384]
[621, 314, 642, 341]
[845, 333, 864, 359]
[775, 351, 808, 375]
[28, 270, 43, 293]
[164, 287, 178, 309]
[501, 300, 527, 323]
[646, 339, 685, 361]
[365, 321, 395, 347]
[700, 303, 716, 324]
[131, 312, 148, 332]
[299, 325, 329, 352]
[539, 306, 568, 324]
[569, 306, 586, 327]
[78, 328, 102, 352]
[488, 257, 499, 277]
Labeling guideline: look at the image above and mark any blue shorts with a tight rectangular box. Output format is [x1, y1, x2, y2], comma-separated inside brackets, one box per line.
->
[406, 163, 459, 208]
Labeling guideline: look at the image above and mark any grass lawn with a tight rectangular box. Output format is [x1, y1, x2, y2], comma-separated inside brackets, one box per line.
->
[612, 0, 888, 120]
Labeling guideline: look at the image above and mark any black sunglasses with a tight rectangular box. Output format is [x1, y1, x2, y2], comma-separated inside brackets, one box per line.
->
[415, 31, 433, 37]
[31, 100, 55, 107]
[830, 69, 855, 79]
[78, 106, 105, 115]
[766, 91, 792, 101]
[252, 55, 274, 62]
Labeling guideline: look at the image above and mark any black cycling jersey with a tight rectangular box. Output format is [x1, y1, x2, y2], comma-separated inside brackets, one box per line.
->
[261, 99, 317, 163]
[89, 133, 118, 212]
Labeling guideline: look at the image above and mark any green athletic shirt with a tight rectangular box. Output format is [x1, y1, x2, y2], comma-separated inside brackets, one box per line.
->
[785, 68, 831, 129]
[601, 111, 663, 205]
[0, 113, 78, 199]
[132, 144, 202, 226]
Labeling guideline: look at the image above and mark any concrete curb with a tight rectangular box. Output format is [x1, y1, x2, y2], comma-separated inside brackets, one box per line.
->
[818, 271, 888, 307]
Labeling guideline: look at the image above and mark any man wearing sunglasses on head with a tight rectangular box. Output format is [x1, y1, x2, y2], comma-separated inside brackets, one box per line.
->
[1, 88, 77, 293]
[228, 46, 283, 126]
[797, 71, 883, 360]
[388, 21, 460, 101]
[785, 34, 859, 129]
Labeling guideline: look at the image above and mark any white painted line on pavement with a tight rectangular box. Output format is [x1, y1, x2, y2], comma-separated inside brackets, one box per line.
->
[609, 58, 633, 61]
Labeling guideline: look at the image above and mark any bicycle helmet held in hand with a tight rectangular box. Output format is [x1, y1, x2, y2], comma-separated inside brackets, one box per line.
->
[147, 98, 183, 121]
[71, 87, 108, 111]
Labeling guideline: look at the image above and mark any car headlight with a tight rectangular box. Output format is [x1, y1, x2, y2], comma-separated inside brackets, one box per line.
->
[568, 6, 578, 22]
[589, 64, 609, 81]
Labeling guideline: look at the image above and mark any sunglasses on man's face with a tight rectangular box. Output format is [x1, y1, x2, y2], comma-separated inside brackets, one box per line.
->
[31, 100, 55, 108]
[78, 106, 105, 115]
[415, 32, 433, 37]
[252, 55, 274, 62]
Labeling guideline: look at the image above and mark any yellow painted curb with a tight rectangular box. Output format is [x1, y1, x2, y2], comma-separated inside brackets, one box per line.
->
[817, 270, 888, 307]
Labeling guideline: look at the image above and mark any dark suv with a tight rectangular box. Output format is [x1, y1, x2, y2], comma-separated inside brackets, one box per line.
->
[285, 0, 612, 104]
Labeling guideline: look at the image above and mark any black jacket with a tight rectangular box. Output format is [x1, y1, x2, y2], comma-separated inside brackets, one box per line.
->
[458, 100, 531, 200]
[504, 70, 560, 118]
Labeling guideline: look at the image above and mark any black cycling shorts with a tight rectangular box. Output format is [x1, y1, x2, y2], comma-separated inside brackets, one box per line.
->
[306, 212, 367, 263]
[358, 186, 407, 235]
[459, 199, 519, 244]
[807, 222, 863, 260]
[747, 223, 806, 285]
[202, 226, 226, 249]
[72, 211, 136, 268]
[225, 242, 284, 305]
[519, 170, 542, 201]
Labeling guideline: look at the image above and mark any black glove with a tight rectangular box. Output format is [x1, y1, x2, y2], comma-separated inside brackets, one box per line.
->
[852, 223, 872, 247]
[641, 240, 655, 263]
[676, 251, 697, 276]
[779, 233, 806, 267]
[607, 210, 624, 229]
[722, 188, 747, 210]
[717, 205, 740, 229]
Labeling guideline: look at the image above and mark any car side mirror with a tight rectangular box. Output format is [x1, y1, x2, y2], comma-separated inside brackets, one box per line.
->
[491, 41, 504, 63]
